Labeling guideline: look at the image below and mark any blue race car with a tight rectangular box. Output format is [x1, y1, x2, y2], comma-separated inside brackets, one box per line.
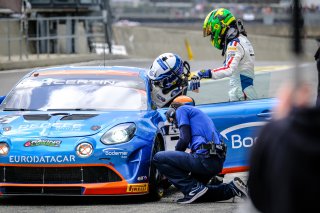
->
[0, 66, 276, 198]
[0, 66, 166, 199]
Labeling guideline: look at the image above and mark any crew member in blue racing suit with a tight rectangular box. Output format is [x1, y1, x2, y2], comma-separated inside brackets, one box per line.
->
[152, 96, 247, 204]
[189, 8, 258, 101]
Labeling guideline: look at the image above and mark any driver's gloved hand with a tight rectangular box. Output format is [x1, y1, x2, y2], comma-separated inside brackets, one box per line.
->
[189, 75, 201, 91]
[197, 69, 212, 79]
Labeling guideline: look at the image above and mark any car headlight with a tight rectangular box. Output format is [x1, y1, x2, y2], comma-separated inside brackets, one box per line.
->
[101, 123, 136, 145]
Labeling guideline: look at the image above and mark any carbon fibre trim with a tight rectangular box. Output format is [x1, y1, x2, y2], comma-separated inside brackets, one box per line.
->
[2, 187, 83, 195]
[0, 166, 121, 184]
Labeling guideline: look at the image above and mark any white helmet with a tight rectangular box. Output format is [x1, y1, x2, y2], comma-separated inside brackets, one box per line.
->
[147, 53, 190, 108]
[148, 53, 184, 80]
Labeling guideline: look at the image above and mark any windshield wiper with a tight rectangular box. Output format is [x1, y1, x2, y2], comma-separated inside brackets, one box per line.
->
[46, 108, 97, 111]
[3, 108, 39, 111]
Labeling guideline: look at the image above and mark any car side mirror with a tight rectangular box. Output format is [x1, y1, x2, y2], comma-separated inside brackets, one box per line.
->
[0, 96, 5, 105]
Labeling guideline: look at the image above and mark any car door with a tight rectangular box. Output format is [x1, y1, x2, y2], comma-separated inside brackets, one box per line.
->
[160, 98, 276, 174]
[196, 98, 277, 174]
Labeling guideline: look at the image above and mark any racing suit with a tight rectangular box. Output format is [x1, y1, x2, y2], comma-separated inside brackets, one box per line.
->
[211, 34, 257, 101]
[150, 78, 188, 108]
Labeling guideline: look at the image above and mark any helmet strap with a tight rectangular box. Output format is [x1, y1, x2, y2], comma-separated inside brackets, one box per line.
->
[236, 19, 247, 36]
[171, 102, 183, 110]
[183, 61, 191, 78]
[221, 26, 239, 56]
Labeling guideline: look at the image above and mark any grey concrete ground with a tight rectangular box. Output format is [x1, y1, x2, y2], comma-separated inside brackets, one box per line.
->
[0, 172, 249, 213]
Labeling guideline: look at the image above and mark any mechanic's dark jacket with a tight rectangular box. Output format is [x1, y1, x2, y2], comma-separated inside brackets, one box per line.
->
[315, 46, 320, 106]
[248, 107, 320, 213]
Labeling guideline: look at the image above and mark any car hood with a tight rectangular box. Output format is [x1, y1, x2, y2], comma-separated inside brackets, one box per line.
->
[0, 111, 147, 138]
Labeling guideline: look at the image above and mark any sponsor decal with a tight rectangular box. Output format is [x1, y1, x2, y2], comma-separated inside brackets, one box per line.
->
[156, 94, 166, 102]
[220, 122, 267, 149]
[9, 155, 76, 163]
[0, 143, 9, 155]
[126, 183, 148, 193]
[137, 176, 148, 181]
[76, 143, 93, 158]
[227, 46, 237, 51]
[170, 88, 181, 97]
[18, 123, 83, 131]
[148, 70, 155, 77]
[103, 148, 128, 159]
[24, 139, 62, 147]
[18, 79, 116, 88]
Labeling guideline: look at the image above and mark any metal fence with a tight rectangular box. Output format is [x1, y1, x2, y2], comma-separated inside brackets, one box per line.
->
[0, 18, 25, 61]
[0, 15, 108, 61]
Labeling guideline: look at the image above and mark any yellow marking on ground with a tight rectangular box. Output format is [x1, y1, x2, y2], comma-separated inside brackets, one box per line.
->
[255, 65, 293, 72]
[189, 65, 293, 78]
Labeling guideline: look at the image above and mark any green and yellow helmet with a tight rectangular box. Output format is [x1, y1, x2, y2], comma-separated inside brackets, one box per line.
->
[203, 8, 236, 50]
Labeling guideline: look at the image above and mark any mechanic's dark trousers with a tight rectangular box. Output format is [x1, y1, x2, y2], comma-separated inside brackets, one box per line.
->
[199, 182, 237, 202]
[317, 59, 320, 107]
[153, 150, 232, 199]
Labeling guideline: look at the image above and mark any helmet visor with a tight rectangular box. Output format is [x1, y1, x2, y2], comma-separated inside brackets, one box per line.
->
[151, 73, 181, 89]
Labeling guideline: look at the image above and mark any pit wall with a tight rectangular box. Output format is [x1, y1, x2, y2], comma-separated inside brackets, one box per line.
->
[113, 26, 318, 62]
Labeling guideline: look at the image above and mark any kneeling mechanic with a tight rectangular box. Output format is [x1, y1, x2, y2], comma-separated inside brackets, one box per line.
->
[153, 95, 248, 204]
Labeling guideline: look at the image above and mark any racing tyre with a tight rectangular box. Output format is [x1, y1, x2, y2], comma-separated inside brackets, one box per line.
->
[148, 137, 165, 201]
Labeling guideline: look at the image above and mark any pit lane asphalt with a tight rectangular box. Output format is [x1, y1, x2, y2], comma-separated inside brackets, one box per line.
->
[0, 172, 249, 213]
[0, 59, 318, 212]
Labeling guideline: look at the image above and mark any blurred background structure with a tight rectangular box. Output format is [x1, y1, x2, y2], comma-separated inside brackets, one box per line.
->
[111, 0, 319, 27]
[0, 0, 319, 64]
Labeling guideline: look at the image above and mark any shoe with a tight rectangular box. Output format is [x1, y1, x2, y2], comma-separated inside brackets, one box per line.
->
[207, 174, 224, 185]
[229, 177, 248, 198]
[177, 183, 208, 204]
[159, 177, 172, 190]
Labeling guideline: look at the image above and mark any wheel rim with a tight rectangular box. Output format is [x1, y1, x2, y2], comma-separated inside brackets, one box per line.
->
[150, 138, 164, 198]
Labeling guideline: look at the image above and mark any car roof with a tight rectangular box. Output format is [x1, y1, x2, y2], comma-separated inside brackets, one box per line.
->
[28, 66, 147, 79]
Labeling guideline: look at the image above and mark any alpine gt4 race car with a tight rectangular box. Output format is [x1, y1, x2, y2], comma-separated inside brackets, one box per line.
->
[0, 65, 276, 199]
[0, 66, 166, 199]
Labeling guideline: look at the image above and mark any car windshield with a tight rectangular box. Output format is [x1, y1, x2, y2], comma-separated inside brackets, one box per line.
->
[1, 75, 147, 111]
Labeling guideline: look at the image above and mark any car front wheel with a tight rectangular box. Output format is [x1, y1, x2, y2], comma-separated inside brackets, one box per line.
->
[148, 136, 165, 201]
